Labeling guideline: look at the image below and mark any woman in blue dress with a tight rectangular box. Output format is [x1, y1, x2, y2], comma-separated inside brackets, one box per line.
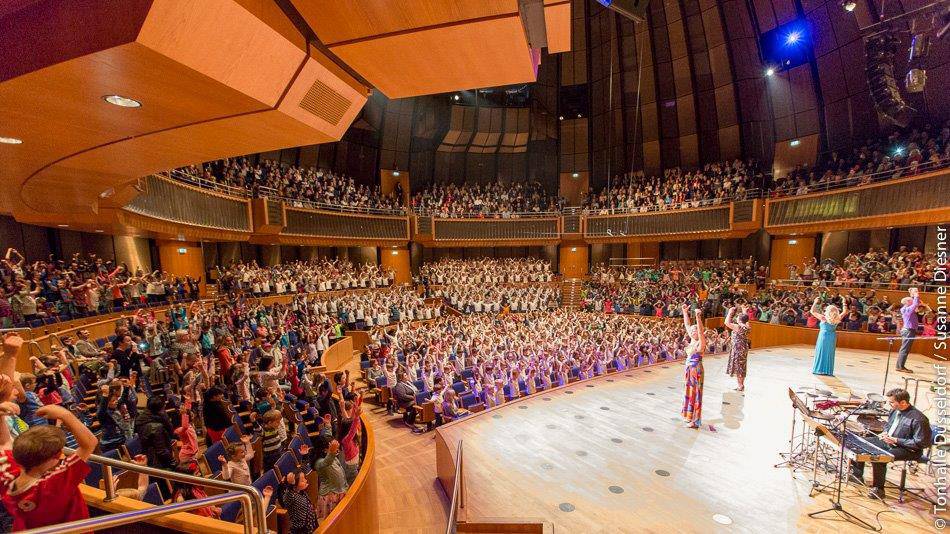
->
[810, 297, 842, 376]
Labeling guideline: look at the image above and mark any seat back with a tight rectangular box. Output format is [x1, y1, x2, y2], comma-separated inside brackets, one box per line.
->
[451, 382, 466, 394]
[223, 425, 242, 444]
[203, 441, 226, 475]
[142, 482, 164, 505]
[273, 451, 300, 478]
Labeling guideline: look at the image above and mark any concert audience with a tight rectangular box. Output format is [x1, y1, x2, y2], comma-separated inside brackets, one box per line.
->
[781, 248, 939, 290]
[435, 284, 560, 314]
[585, 160, 762, 213]
[772, 122, 949, 196]
[583, 260, 755, 317]
[216, 260, 394, 295]
[411, 181, 561, 217]
[418, 258, 553, 287]
[178, 158, 402, 212]
[0, 248, 200, 327]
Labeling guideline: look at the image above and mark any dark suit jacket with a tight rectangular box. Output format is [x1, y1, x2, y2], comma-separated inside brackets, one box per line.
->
[393, 381, 418, 408]
[886, 405, 932, 452]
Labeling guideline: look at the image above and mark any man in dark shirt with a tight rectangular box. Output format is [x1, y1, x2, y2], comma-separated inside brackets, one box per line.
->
[850, 388, 932, 499]
[110, 335, 142, 379]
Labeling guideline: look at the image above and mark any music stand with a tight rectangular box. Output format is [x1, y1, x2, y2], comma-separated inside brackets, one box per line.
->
[775, 388, 812, 470]
[808, 405, 879, 531]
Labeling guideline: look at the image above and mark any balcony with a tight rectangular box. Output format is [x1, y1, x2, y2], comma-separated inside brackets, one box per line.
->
[765, 169, 950, 233]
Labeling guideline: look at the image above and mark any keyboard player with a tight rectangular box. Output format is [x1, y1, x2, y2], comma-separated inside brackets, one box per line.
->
[850, 388, 932, 499]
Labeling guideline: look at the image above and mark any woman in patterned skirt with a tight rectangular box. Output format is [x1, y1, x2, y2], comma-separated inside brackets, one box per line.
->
[681, 305, 706, 429]
[724, 305, 751, 392]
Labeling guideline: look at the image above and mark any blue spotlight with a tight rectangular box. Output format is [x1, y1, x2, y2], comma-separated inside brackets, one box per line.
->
[786, 31, 801, 45]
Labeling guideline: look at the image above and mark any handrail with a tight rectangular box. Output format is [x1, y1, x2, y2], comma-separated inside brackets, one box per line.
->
[73, 454, 267, 533]
[584, 189, 760, 216]
[414, 209, 563, 219]
[163, 170, 252, 199]
[280, 196, 407, 216]
[24, 492, 254, 534]
[768, 278, 941, 291]
[767, 157, 949, 198]
[445, 441, 463, 534]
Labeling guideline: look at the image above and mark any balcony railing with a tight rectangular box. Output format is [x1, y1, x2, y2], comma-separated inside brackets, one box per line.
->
[432, 217, 560, 241]
[768, 157, 949, 198]
[283, 207, 409, 240]
[766, 171, 949, 227]
[125, 175, 252, 232]
[585, 204, 732, 237]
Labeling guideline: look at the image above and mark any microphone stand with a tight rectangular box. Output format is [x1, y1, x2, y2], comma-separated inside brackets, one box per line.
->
[808, 401, 879, 531]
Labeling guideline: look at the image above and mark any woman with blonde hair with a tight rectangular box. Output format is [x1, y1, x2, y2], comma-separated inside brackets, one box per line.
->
[810, 297, 842, 376]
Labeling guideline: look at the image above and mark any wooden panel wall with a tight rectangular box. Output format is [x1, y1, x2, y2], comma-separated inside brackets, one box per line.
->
[768, 235, 816, 279]
[381, 247, 411, 285]
[559, 244, 588, 277]
[156, 240, 206, 295]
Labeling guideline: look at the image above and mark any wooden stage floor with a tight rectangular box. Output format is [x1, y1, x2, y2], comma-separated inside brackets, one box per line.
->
[432, 346, 947, 533]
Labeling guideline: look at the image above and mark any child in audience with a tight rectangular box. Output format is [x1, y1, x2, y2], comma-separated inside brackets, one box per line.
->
[219, 435, 255, 486]
[278, 470, 317, 534]
[260, 409, 287, 472]
[175, 396, 199, 465]
[0, 404, 98, 530]
[312, 438, 349, 519]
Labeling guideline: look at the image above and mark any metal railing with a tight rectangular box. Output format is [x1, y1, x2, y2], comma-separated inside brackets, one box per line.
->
[583, 188, 761, 216]
[767, 157, 949, 198]
[445, 441, 463, 534]
[164, 169, 252, 199]
[31, 451, 268, 534]
[125, 175, 252, 232]
[413, 207, 562, 219]
[275, 195, 406, 216]
[768, 278, 942, 292]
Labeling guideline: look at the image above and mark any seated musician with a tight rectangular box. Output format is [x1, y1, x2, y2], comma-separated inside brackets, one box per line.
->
[850, 388, 932, 499]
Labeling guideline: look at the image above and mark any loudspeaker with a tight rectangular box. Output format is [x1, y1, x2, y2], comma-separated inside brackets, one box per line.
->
[595, 0, 650, 23]
[864, 34, 913, 127]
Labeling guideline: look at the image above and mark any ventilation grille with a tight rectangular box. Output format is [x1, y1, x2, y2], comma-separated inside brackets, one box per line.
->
[265, 199, 285, 227]
[299, 79, 350, 125]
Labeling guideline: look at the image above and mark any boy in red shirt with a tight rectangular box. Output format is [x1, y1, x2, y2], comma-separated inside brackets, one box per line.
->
[0, 403, 98, 530]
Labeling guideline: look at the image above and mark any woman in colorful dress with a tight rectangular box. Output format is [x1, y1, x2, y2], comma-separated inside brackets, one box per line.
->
[681, 304, 706, 429]
[723, 305, 751, 392]
[810, 297, 842, 376]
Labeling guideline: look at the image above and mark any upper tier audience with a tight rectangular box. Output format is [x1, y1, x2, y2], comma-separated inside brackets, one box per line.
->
[781, 248, 939, 290]
[435, 285, 561, 314]
[585, 160, 762, 213]
[772, 122, 949, 196]
[216, 260, 394, 295]
[410, 182, 561, 217]
[1, 249, 199, 327]
[179, 158, 403, 212]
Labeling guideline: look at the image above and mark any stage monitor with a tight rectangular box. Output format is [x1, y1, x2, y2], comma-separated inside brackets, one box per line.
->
[595, 0, 650, 23]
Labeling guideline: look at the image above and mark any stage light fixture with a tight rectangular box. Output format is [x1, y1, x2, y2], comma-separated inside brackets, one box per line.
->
[392, 170, 400, 176]
[453, 94, 460, 101]
[786, 31, 801, 45]
[893, 146, 904, 156]
[572, 172, 579, 178]
[103, 94, 141, 108]
[559, 115, 564, 120]
[765, 67, 776, 77]
[576, 113, 582, 118]
[57, 224, 69, 228]
[790, 139, 801, 147]
[842, 1, 856, 12]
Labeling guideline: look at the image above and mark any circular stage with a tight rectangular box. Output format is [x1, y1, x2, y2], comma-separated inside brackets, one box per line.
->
[434, 346, 942, 533]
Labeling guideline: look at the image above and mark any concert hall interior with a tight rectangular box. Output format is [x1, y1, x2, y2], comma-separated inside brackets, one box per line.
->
[0, 1, 948, 533]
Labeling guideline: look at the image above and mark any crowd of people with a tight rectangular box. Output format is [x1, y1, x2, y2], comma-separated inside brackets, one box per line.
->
[744, 285, 937, 336]
[434, 284, 561, 314]
[178, 158, 404, 212]
[584, 160, 762, 213]
[772, 122, 949, 196]
[782, 247, 940, 290]
[582, 260, 757, 318]
[1, 249, 200, 327]
[362, 310, 731, 430]
[216, 260, 394, 296]
[417, 258, 554, 287]
[410, 181, 561, 217]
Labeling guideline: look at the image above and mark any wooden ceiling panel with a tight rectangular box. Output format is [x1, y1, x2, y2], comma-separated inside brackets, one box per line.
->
[544, 1, 572, 53]
[328, 15, 538, 98]
[295, 0, 519, 45]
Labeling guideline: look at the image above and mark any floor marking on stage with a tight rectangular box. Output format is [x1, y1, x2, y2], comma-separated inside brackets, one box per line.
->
[642, 427, 654, 432]
[546, 424, 557, 429]
[518, 405, 528, 409]
[654, 469, 670, 477]
[575, 414, 586, 419]
[646, 392, 655, 396]
[609, 486, 625, 494]
[722, 401, 731, 405]
[712, 513, 733, 525]
[541, 463, 554, 470]
[575, 450, 588, 457]
[558, 503, 575, 512]
[611, 438, 623, 443]
[600, 406, 611, 410]
[543, 397, 552, 401]
[492, 415, 502, 419]
[586, 384, 595, 387]
[566, 391, 574, 394]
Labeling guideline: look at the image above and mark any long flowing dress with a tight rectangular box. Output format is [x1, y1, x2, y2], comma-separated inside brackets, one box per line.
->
[726, 323, 750, 377]
[812, 320, 837, 376]
[681, 352, 704, 426]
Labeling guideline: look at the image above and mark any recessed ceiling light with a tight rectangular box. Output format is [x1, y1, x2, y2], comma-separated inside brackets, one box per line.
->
[57, 224, 69, 228]
[790, 139, 801, 147]
[0, 136, 22, 144]
[95, 229, 104, 233]
[572, 172, 579, 178]
[392, 170, 400, 176]
[103, 95, 141, 108]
